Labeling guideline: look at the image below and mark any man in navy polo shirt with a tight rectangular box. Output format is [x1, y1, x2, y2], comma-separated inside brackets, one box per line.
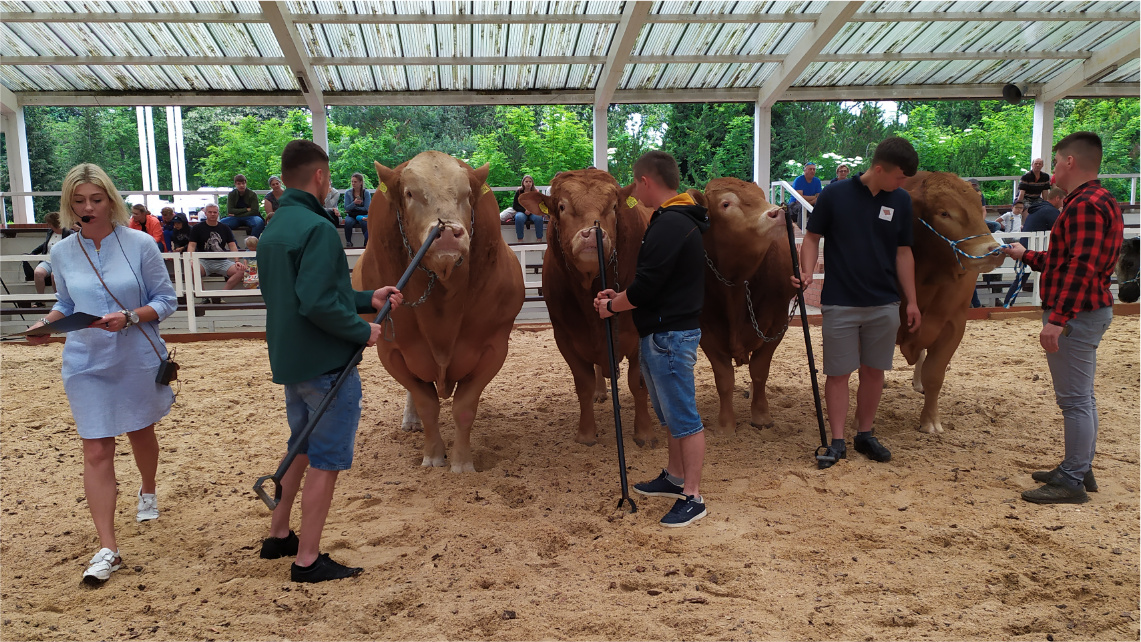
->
[791, 137, 922, 468]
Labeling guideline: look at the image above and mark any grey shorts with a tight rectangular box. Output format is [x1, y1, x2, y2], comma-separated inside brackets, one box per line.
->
[821, 302, 901, 376]
[200, 258, 236, 276]
[36, 261, 52, 275]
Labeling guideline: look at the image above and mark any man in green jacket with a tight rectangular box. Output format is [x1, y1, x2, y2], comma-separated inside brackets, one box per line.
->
[256, 140, 402, 583]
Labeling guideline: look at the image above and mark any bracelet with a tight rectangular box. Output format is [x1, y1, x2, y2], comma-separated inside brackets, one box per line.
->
[606, 300, 615, 314]
[36, 316, 50, 327]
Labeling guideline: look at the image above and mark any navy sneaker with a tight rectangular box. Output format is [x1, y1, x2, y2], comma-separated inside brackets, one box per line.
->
[1032, 467, 1098, 492]
[854, 432, 891, 462]
[660, 495, 707, 527]
[260, 530, 299, 559]
[290, 553, 362, 583]
[633, 470, 685, 499]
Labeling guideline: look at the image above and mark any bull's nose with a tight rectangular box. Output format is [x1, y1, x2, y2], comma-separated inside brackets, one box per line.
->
[442, 226, 466, 239]
[766, 208, 782, 219]
[579, 228, 595, 239]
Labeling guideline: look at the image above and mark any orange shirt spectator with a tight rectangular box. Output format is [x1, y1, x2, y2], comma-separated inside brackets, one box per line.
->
[130, 204, 166, 250]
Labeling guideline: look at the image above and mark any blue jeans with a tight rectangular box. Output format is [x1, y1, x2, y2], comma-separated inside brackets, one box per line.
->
[514, 212, 544, 240]
[1043, 307, 1112, 487]
[284, 367, 363, 471]
[221, 215, 265, 238]
[344, 215, 368, 245]
[638, 329, 704, 438]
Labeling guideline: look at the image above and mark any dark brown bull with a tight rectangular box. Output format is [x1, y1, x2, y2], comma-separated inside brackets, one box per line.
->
[688, 179, 797, 434]
[518, 169, 655, 447]
[898, 171, 1003, 434]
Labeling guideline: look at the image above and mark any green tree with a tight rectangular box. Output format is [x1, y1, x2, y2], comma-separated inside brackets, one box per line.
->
[198, 110, 312, 189]
[606, 104, 670, 186]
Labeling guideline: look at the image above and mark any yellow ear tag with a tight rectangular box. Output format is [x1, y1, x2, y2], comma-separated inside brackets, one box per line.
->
[481, 184, 491, 195]
[378, 182, 388, 193]
[626, 196, 638, 208]
[539, 203, 549, 215]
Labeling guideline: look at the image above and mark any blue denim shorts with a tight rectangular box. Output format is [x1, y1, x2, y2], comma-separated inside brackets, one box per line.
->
[638, 329, 704, 439]
[284, 367, 363, 471]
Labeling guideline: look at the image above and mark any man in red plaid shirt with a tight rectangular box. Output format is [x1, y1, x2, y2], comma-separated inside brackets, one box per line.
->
[1002, 132, 1124, 505]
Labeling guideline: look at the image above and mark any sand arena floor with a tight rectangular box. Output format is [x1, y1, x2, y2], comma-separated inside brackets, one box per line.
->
[1, 316, 1138, 641]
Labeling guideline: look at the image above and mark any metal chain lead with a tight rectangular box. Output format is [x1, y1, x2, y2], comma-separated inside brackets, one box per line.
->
[393, 200, 475, 309]
[707, 252, 792, 342]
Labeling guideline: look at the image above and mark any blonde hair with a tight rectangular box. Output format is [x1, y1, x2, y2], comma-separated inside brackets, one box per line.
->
[59, 163, 130, 228]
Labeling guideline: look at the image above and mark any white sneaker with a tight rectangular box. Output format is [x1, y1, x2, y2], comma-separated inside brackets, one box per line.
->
[82, 548, 121, 585]
[137, 489, 158, 522]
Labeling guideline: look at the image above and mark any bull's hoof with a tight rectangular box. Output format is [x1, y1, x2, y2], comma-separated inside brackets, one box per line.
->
[632, 435, 659, 448]
[450, 461, 476, 473]
[574, 433, 598, 446]
[918, 422, 943, 434]
[749, 420, 774, 430]
[401, 420, 423, 432]
[421, 455, 447, 467]
[593, 391, 608, 403]
[912, 382, 925, 395]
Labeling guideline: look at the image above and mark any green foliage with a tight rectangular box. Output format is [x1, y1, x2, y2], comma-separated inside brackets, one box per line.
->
[605, 104, 670, 186]
[198, 110, 311, 189]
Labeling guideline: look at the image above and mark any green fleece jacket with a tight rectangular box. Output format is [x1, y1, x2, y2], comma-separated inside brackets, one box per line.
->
[257, 188, 376, 385]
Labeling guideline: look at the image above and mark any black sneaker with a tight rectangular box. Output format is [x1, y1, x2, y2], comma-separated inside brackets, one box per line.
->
[1031, 467, 1098, 492]
[633, 470, 685, 499]
[660, 495, 707, 528]
[854, 432, 891, 462]
[260, 531, 299, 559]
[1021, 481, 1090, 505]
[290, 553, 363, 583]
[817, 442, 847, 469]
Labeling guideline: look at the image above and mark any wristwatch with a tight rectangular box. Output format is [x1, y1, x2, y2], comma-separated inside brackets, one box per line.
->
[120, 309, 140, 328]
[606, 300, 615, 314]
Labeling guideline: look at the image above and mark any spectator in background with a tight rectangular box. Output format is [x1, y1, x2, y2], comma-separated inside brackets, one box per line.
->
[830, 164, 850, 184]
[1016, 158, 1051, 205]
[788, 161, 823, 222]
[967, 178, 1000, 236]
[342, 172, 371, 248]
[323, 183, 341, 225]
[222, 174, 266, 238]
[996, 201, 1027, 233]
[1025, 186, 1065, 234]
[129, 204, 165, 251]
[189, 203, 246, 294]
[31, 211, 71, 294]
[263, 176, 285, 222]
[513, 175, 544, 242]
[159, 207, 176, 251]
[168, 214, 192, 253]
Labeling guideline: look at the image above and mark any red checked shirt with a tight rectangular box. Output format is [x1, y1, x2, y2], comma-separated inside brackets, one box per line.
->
[1023, 179, 1123, 327]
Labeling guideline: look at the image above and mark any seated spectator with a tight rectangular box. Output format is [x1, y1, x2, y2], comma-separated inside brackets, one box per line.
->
[169, 214, 192, 253]
[342, 172, 371, 248]
[787, 161, 823, 222]
[996, 201, 1027, 233]
[1016, 158, 1050, 204]
[967, 178, 988, 206]
[829, 163, 850, 184]
[189, 203, 246, 294]
[324, 184, 342, 225]
[222, 174, 266, 238]
[1024, 186, 1064, 234]
[129, 203, 166, 251]
[513, 175, 544, 242]
[242, 236, 259, 289]
[30, 211, 71, 294]
[159, 206, 176, 251]
[263, 175, 285, 222]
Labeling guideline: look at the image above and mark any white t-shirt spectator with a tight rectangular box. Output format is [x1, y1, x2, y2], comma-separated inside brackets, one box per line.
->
[996, 210, 1024, 233]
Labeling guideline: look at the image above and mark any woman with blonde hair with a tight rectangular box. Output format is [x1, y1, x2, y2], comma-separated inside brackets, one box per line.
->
[26, 163, 178, 586]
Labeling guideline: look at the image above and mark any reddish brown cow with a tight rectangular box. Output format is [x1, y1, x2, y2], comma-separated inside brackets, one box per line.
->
[518, 169, 654, 447]
[351, 151, 524, 472]
[689, 179, 797, 434]
[898, 171, 1003, 434]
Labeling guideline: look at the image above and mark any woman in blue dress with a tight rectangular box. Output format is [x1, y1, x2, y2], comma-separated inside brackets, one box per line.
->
[27, 163, 178, 586]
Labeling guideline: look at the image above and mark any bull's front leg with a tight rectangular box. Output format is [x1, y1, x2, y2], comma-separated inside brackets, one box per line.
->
[748, 339, 781, 429]
[593, 365, 608, 403]
[385, 350, 445, 466]
[916, 323, 965, 435]
[625, 352, 656, 448]
[566, 352, 600, 445]
[704, 348, 737, 436]
[449, 341, 511, 473]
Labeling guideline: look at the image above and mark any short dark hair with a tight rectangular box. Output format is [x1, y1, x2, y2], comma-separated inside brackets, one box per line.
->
[871, 137, 919, 177]
[633, 150, 680, 191]
[1054, 131, 1102, 172]
[1046, 186, 1066, 200]
[1013, 200, 1026, 208]
[234, 174, 247, 183]
[281, 140, 329, 186]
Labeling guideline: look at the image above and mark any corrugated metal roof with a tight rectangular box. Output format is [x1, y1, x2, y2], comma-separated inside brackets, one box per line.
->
[0, 0, 1136, 99]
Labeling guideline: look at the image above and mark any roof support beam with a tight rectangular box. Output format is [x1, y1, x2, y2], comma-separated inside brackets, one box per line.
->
[593, 1, 651, 112]
[261, 1, 326, 150]
[646, 10, 1137, 23]
[1, 86, 34, 224]
[756, 1, 861, 108]
[1031, 99, 1055, 174]
[1038, 26, 1140, 102]
[0, 11, 261, 23]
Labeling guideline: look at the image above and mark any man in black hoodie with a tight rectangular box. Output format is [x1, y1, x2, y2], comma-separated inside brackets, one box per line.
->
[594, 151, 710, 528]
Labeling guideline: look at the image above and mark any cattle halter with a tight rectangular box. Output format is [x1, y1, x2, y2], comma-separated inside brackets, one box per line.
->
[393, 199, 477, 308]
[918, 217, 1028, 308]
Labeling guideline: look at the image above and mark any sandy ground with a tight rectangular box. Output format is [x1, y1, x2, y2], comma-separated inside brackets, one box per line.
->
[1, 316, 1138, 641]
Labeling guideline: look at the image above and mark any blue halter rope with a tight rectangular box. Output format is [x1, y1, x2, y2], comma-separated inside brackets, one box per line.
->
[918, 218, 1028, 308]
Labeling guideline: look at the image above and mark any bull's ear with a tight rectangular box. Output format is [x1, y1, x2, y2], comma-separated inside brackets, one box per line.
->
[685, 188, 707, 208]
[374, 161, 397, 197]
[518, 190, 554, 219]
[472, 163, 490, 186]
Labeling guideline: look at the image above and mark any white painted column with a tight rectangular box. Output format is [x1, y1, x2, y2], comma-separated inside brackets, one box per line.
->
[1031, 99, 1055, 173]
[753, 102, 772, 197]
[144, 106, 160, 209]
[136, 106, 152, 197]
[592, 104, 608, 172]
[311, 107, 328, 152]
[2, 108, 34, 223]
[174, 106, 188, 191]
[165, 106, 182, 195]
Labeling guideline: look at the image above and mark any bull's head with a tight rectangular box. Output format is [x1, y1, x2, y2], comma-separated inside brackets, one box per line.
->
[518, 169, 638, 281]
[908, 172, 1003, 273]
[692, 178, 786, 276]
[373, 151, 489, 281]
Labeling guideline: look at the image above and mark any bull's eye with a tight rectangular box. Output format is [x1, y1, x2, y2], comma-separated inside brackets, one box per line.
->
[559, 203, 566, 212]
[722, 201, 731, 209]
[405, 190, 412, 199]
[940, 211, 951, 218]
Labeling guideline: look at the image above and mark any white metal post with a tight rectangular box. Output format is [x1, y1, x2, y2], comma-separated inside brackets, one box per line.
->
[592, 104, 608, 172]
[1031, 99, 1055, 173]
[144, 106, 160, 210]
[1131, 177, 1137, 205]
[136, 106, 151, 197]
[311, 107, 328, 152]
[753, 102, 771, 195]
[1, 107, 34, 223]
[165, 106, 181, 195]
[175, 106, 188, 191]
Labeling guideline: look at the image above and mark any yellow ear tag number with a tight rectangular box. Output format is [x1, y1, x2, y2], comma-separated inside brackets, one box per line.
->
[539, 203, 549, 215]
[626, 196, 638, 208]
[481, 184, 491, 195]
[379, 182, 388, 193]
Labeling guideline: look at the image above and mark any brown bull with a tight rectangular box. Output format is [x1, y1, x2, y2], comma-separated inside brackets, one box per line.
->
[689, 179, 797, 434]
[898, 171, 1003, 434]
[518, 169, 655, 447]
[351, 151, 524, 472]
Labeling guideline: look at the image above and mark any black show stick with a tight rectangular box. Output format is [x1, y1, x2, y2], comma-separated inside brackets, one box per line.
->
[595, 223, 636, 513]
